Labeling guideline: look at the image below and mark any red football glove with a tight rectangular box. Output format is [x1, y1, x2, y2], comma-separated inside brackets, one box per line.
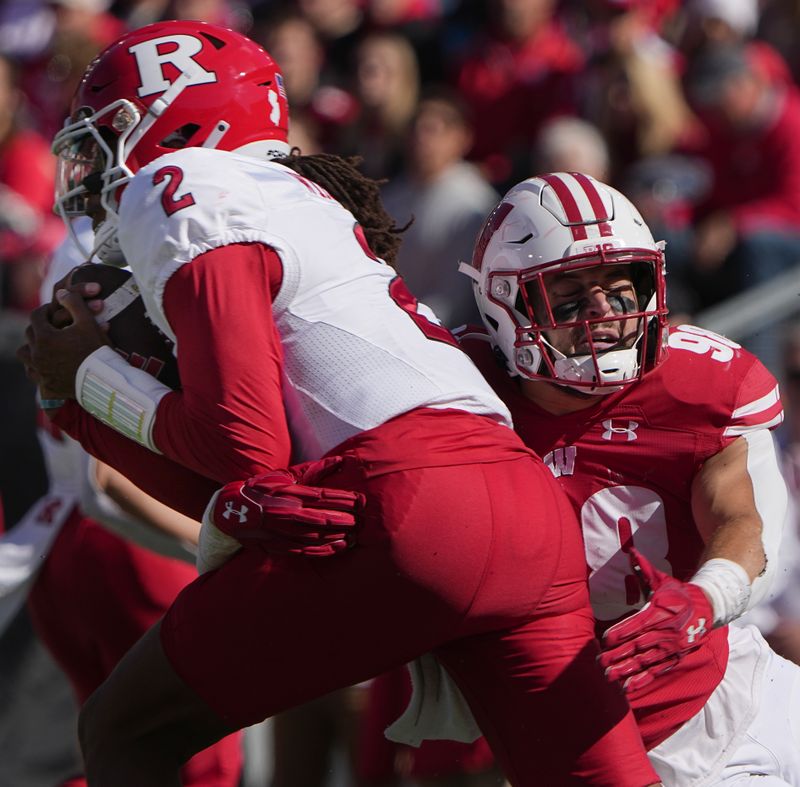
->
[211, 457, 364, 557]
[598, 548, 714, 696]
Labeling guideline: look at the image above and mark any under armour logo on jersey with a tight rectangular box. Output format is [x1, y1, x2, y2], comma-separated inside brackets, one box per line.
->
[543, 446, 577, 478]
[222, 501, 249, 524]
[686, 618, 707, 643]
[129, 35, 217, 98]
[601, 419, 639, 442]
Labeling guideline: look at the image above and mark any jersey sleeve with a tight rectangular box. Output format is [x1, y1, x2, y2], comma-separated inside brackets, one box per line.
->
[152, 242, 292, 482]
[722, 357, 784, 441]
[116, 148, 284, 343]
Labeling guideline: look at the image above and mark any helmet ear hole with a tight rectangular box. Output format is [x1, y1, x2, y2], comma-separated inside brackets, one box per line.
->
[631, 261, 656, 310]
[200, 31, 226, 49]
[161, 123, 201, 149]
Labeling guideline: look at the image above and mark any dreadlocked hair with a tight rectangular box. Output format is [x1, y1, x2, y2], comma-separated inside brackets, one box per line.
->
[273, 149, 408, 269]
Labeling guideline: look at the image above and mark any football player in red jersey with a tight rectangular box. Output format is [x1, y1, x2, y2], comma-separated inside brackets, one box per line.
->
[17, 21, 660, 787]
[458, 172, 800, 785]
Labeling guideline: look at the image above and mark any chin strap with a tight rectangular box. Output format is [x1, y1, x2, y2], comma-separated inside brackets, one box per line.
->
[91, 219, 125, 265]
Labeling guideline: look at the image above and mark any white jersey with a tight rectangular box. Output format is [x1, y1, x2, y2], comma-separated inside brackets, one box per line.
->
[117, 148, 511, 458]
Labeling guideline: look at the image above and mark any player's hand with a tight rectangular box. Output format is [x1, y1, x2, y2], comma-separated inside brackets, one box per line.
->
[598, 549, 714, 696]
[47, 265, 105, 328]
[17, 289, 111, 399]
[197, 457, 364, 572]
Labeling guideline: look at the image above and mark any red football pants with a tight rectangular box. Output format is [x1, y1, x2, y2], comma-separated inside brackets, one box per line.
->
[161, 410, 656, 787]
[28, 507, 243, 787]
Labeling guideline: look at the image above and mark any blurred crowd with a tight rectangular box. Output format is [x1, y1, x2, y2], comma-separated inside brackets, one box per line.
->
[4, 0, 800, 340]
[4, 1, 800, 785]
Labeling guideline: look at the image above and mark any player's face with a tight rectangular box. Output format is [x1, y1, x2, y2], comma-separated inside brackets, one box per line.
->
[538, 264, 640, 358]
[54, 126, 109, 222]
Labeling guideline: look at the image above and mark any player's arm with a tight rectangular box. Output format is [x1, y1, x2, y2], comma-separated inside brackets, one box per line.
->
[82, 459, 199, 563]
[151, 242, 292, 482]
[52, 399, 220, 520]
[600, 429, 788, 693]
[41, 242, 292, 483]
[691, 430, 787, 614]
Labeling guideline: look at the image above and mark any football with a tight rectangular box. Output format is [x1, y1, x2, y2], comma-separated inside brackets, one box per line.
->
[69, 263, 181, 390]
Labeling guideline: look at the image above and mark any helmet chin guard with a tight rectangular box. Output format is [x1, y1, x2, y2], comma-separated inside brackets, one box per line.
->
[460, 172, 669, 395]
[552, 348, 641, 394]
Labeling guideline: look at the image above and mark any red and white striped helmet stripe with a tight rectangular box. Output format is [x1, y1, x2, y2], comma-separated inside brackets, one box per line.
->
[540, 172, 614, 241]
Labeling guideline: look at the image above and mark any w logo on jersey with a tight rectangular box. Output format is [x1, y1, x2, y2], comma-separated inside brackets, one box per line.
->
[602, 420, 639, 442]
[544, 446, 577, 478]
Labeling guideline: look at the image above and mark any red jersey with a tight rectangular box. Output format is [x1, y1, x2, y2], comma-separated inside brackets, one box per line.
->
[464, 323, 783, 748]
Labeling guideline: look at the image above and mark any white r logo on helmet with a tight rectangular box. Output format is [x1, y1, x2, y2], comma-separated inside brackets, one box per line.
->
[129, 35, 217, 98]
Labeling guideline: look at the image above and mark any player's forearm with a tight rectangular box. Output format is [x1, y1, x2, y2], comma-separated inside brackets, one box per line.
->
[152, 388, 289, 483]
[691, 431, 788, 618]
[52, 400, 218, 520]
[155, 244, 293, 482]
[93, 460, 201, 547]
[698, 514, 767, 581]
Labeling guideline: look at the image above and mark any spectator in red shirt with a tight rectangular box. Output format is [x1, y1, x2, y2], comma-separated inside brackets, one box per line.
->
[256, 9, 358, 154]
[0, 52, 62, 315]
[20, 0, 125, 141]
[685, 44, 800, 297]
[678, 0, 792, 86]
[0, 50, 53, 576]
[575, 0, 694, 182]
[451, 0, 584, 189]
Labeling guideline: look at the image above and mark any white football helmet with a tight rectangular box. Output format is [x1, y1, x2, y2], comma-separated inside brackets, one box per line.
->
[460, 172, 669, 394]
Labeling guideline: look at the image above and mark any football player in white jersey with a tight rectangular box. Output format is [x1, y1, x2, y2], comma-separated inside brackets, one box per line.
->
[459, 172, 800, 786]
[18, 21, 661, 787]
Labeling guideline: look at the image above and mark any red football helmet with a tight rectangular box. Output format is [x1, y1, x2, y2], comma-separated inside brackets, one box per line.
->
[53, 20, 290, 262]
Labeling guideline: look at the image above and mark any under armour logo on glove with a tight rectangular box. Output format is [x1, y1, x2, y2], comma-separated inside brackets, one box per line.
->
[598, 548, 714, 697]
[222, 501, 249, 524]
[685, 621, 707, 643]
[211, 457, 364, 558]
